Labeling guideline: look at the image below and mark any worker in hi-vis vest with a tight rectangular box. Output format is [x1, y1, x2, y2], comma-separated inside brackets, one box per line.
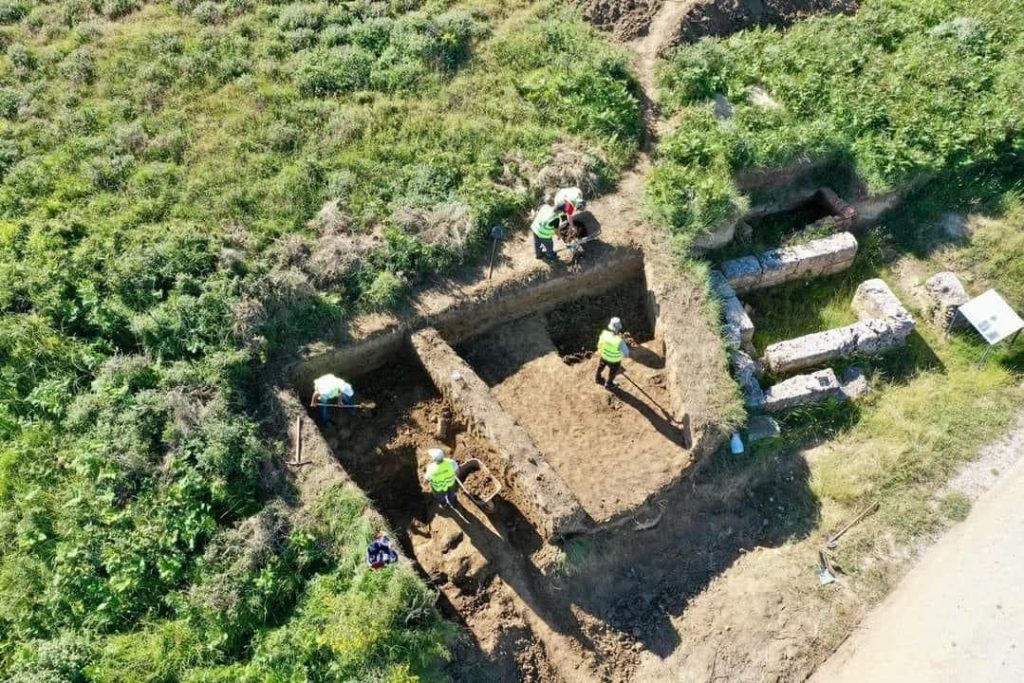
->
[423, 447, 461, 508]
[531, 204, 559, 261]
[595, 317, 630, 389]
[312, 374, 354, 422]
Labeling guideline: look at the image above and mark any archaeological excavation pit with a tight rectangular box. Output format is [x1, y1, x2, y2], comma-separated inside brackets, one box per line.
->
[454, 272, 695, 524]
[285, 246, 738, 680]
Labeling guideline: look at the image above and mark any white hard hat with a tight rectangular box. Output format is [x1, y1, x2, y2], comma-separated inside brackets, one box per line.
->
[609, 317, 623, 332]
[428, 448, 445, 462]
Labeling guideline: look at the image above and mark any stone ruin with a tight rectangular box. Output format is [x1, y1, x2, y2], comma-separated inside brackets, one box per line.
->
[710, 223, 917, 417]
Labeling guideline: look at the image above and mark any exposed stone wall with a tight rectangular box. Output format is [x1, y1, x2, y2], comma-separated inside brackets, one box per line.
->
[409, 327, 590, 539]
[730, 350, 765, 410]
[764, 278, 914, 374]
[721, 232, 858, 294]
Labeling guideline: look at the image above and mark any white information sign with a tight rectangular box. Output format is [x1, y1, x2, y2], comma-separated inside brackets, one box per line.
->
[959, 289, 1024, 346]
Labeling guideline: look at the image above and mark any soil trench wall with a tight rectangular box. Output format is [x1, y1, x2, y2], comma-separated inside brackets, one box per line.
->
[290, 250, 645, 392]
[643, 250, 727, 455]
[409, 327, 591, 539]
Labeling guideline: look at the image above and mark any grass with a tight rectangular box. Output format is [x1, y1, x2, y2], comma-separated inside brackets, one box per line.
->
[650, 0, 1024, 244]
[0, 1, 642, 679]
[744, 165, 1024, 612]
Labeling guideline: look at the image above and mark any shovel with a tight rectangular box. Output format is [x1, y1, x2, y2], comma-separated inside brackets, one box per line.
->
[826, 501, 880, 549]
[817, 549, 836, 585]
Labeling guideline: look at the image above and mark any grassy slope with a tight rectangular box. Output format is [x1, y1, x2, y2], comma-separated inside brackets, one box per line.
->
[652, 0, 1024, 658]
[0, 1, 641, 679]
[650, 0, 1024, 245]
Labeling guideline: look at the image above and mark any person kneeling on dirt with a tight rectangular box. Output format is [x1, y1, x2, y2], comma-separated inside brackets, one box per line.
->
[311, 374, 355, 423]
[553, 186, 585, 241]
[595, 317, 630, 389]
[366, 531, 399, 570]
[423, 447, 461, 508]
[531, 204, 560, 261]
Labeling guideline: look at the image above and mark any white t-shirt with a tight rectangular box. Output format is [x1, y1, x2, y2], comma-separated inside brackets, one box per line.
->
[314, 374, 354, 400]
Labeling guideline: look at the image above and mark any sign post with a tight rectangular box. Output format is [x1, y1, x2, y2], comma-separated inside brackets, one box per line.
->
[957, 289, 1024, 366]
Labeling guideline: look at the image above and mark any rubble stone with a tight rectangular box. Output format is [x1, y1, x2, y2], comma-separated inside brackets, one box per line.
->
[924, 271, 969, 331]
[763, 369, 844, 412]
[748, 415, 781, 442]
[693, 221, 737, 251]
[721, 255, 762, 293]
[723, 296, 754, 344]
[730, 351, 764, 410]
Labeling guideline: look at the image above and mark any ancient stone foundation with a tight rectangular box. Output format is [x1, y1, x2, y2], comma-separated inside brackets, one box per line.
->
[764, 279, 915, 374]
[409, 327, 590, 539]
[763, 368, 843, 413]
[720, 232, 858, 294]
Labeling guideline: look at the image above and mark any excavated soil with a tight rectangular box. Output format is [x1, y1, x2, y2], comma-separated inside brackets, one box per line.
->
[581, 0, 858, 50]
[311, 356, 821, 683]
[458, 281, 695, 523]
[670, 0, 858, 46]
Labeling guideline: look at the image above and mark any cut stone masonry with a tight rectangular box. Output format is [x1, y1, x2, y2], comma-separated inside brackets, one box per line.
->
[764, 279, 914, 375]
[763, 368, 843, 413]
[720, 232, 858, 294]
[410, 327, 590, 539]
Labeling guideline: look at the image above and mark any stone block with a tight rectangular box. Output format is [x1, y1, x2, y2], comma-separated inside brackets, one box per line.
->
[723, 296, 754, 344]
[840, 366, 870, 400]
[764, 317, 913, 374]
[924, 271, 969, 331]
[852, 278, 911, 324]
[730, 350, 764, 410]
[721, 255, 762, 293]
[763, 369, 844, 412]
[693, 220, 737, 252]
[764, 325, 858, 374]
[709, 269, 736, 300]
[748, 415, 781, 442]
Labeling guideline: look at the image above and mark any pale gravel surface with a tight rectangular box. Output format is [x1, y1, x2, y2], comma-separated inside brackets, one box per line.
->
[811, 414, 1024, 683]
[944, 414, 1024, 501]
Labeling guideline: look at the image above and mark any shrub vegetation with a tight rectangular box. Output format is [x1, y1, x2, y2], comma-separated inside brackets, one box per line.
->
[0, 0, 640, 678]
[650, 0, 1024, 246]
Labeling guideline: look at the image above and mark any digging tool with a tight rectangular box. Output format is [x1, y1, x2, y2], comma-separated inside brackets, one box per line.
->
[826, 501, 880, 549]
[308, 398, 377, 411]
[619, 372, 678, 423]
[817, 549, 836, 585]
[487, 224, 504, 279]
[289, 416, 311, 467]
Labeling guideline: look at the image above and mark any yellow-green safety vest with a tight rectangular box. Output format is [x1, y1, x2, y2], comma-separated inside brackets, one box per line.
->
[532, 212, 557, 239]
[598, 330, 624, 363]
[430, 459, 458, 493]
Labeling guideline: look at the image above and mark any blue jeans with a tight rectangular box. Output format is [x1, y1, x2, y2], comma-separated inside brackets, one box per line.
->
[534, 233, 555, 259]
[320, 393, 354, 422]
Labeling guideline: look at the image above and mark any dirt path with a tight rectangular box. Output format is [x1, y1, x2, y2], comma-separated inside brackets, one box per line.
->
[809, 420, 1024, 682]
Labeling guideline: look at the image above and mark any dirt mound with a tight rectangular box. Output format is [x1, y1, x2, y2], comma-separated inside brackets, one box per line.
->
[579, 0, 662, 40]
[580, 0, 858, 49]
[533, 142, 608, 198]
[669, 0, 858, 47]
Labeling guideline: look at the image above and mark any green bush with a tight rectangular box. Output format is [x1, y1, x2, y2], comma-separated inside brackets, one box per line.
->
[651, 0, 1024, 239]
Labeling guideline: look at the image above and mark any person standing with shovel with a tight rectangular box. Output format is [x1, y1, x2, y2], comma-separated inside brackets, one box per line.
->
[595, 317, 630, 389]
